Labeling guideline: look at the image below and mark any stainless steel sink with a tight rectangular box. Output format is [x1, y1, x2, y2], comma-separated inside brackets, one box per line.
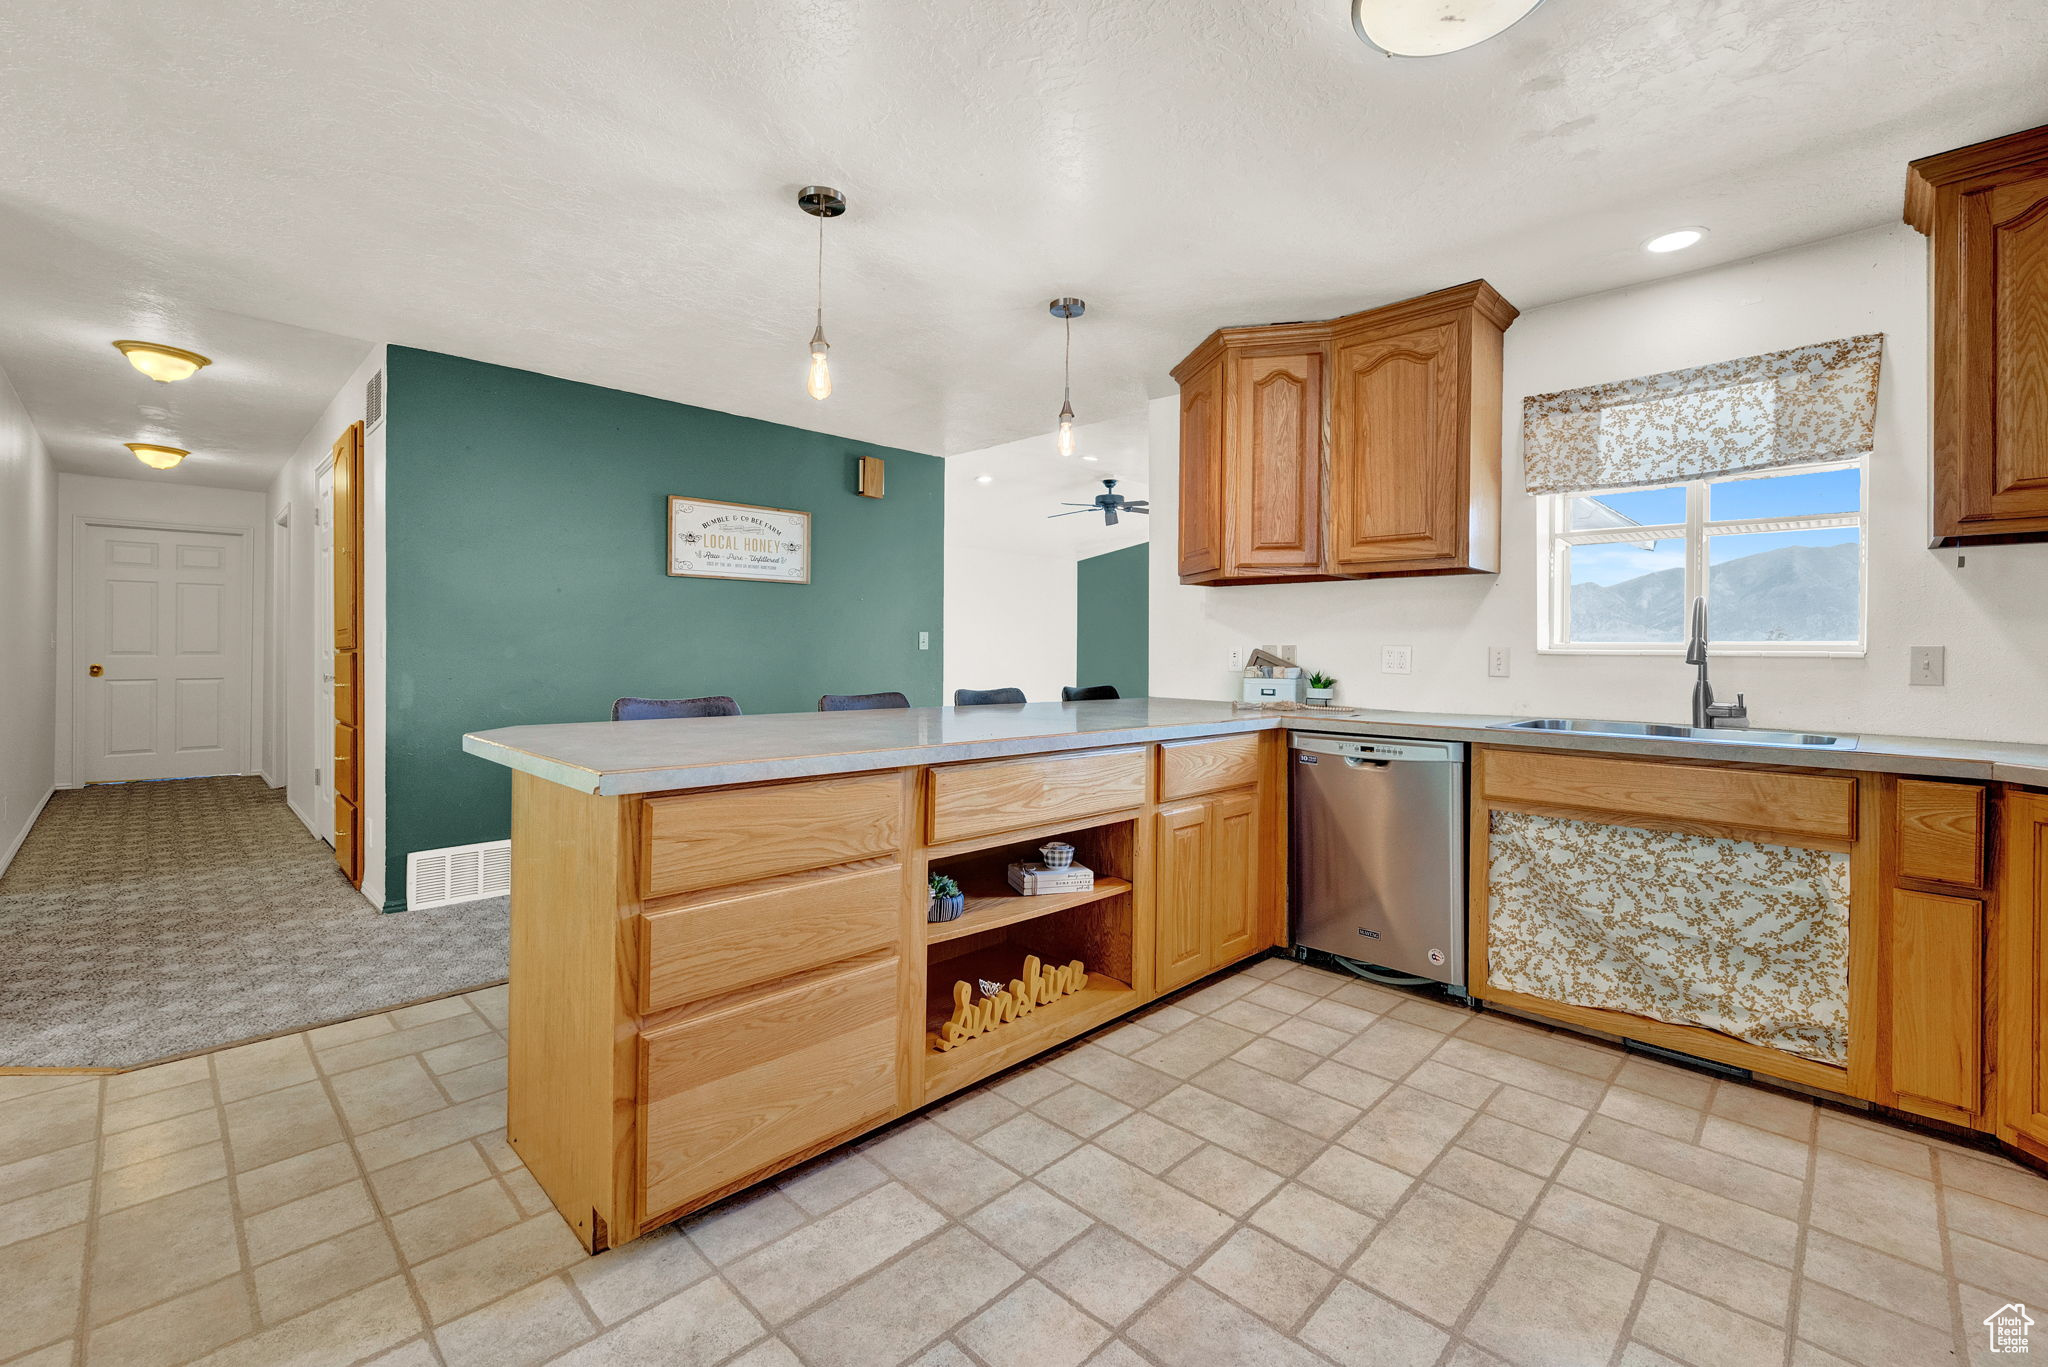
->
[1491, 718, 1859, 750]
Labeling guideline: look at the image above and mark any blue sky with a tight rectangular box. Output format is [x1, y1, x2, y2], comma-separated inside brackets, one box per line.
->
[1569, 467, 1860, 587]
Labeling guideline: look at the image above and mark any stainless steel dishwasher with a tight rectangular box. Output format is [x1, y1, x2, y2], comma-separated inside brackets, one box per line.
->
[1289, 733, 1467, 988]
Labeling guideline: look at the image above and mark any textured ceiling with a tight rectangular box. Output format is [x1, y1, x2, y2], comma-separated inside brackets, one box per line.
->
[2, 0, 2045, 486]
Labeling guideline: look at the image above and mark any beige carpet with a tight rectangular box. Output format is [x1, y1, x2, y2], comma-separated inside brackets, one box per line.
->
[0, 776, 507, 1069]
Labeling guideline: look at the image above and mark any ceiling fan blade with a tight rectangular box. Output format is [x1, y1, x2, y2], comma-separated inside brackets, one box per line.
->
[1104, 508, 1120, 526]
[1122, 501, 1150, 510]
[1126, 506, 1151, 514]
[1059, 502, 1097, 507]
[1047, 509, 1093, 518]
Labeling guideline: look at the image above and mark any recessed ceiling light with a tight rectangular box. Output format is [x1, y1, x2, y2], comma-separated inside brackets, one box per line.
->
[112, 341, 211, 382]
[1352, 0, 1547, 57]
[1644, 227, 1707, 254]
[1080, 454, 1099, 462]
[125, 443, 188, 470]
[975, 474, 994, 485]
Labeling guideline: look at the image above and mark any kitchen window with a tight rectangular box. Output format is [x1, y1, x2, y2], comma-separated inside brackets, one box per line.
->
[1539, 459, 1866, 655]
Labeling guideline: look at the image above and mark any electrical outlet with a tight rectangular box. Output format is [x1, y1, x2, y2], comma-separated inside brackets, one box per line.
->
[1228, 647, 1243, 671]
[919, 631, 930, 651]
[1279, 644, 1297, 663]
[1909, 645, 1945, 686]
[1381, 645, 1413, 675]
[1488, 645, 1511, 678]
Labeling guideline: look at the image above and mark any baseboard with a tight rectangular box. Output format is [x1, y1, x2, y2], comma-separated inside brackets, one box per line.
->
[261, 768, 284, 790]
[0, 787, 56, 880]
[285, 796, 321, 841]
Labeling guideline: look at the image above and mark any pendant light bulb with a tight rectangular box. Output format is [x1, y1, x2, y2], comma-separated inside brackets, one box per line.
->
[807, 325, 832, 401]
[1050, 297, 1085, 457]
[798, 185, 846, 402]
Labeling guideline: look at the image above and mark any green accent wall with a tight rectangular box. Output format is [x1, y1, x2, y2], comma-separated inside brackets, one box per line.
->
[382, 346, 943, 909]
[1075, 543, 1149, 700]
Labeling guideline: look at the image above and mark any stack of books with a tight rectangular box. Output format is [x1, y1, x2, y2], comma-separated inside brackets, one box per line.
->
[1006, 861, 1095, 895]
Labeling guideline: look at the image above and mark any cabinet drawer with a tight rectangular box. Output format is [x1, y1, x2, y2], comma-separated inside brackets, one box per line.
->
[639, 955, 899, 1222]
[1480, 748, 1855, 846]
[1159, 734, 1262, 801]
[1893, 780, 1985, 887]
[641, 772, 903, 897]
[640, 866, 902, 1014]
[927, 747, 1148, 844]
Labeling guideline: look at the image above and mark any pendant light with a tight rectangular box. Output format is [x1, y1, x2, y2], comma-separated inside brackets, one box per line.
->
[798, 186, 846, 400]
[1050, 298, 1085, 457]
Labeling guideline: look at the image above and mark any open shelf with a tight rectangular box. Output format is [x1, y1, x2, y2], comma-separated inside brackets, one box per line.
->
[926, 855, 1133, 945]
[923, 943, 1137, 1099]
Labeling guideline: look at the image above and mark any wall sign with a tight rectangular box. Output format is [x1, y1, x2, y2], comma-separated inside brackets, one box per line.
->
[666, 497, 810, 584]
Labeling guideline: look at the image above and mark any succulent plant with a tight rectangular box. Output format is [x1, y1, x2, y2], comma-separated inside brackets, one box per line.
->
[928, 873, 962, 899]
[1307, 671, 1337, 689]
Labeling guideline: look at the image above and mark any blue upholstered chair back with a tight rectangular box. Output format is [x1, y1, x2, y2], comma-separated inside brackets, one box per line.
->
[611, 695, 742, 721]
[954, 687, 1027, 706]
[818, 692, 911, 712]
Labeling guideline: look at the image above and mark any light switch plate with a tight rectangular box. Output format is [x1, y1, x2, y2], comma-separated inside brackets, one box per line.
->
[1487, 645, 1510, 678]
[1909, 645, 1945, 686]
[919, 631, 930, 651]
[1381, 645, 1413, 675]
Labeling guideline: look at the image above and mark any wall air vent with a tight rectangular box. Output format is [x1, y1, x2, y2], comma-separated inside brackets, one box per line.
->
[365, 369, 385, 430]
[406, 838, 510, 910]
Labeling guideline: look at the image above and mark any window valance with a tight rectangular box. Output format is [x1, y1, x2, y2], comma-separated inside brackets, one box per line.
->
[1521, 333, 1883, 496]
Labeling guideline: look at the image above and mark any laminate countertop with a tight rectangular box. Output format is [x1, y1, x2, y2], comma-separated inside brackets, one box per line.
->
[463, 697, 2048, 796]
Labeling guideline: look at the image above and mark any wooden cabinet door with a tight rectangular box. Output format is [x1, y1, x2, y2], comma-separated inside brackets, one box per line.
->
[1885, 889, 1983, 1121]
[1226, 349, 1323, 574]
[1177, 359, 1226, 579]
[1328, 320, 1463, 570]
[639, 956, 899, 1223]
[2000, 792, 2048, 1159]
[1155, 802, 1213, 992]
[1207, 790, 1259, 967]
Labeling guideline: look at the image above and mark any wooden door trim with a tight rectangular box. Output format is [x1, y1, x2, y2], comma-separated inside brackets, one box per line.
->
[331, 422, 365, 886]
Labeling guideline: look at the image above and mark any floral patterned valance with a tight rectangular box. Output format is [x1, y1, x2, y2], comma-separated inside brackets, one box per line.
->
[1522, 333, 1883, 496]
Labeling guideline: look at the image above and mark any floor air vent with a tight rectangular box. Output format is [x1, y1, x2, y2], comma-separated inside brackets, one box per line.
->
[407, 838, 510, 909]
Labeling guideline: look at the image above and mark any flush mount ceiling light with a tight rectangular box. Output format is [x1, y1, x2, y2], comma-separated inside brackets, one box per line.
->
[125, 442, 188, 470]
[1050, 298, 1085, 458]
[797, 185, 846, 400]
[1644, 227, 1708, 253]
[975, 474, 995, 485]
[112, 340, 211, 383]
[1351, 0, 1547, 57]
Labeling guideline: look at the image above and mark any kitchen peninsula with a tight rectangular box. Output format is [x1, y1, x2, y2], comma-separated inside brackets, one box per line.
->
[467, 698, 2048, 1251]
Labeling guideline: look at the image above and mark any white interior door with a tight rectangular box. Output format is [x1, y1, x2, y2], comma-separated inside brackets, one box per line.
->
[76, 522, 251, 783]
[315, 466, 335, 844]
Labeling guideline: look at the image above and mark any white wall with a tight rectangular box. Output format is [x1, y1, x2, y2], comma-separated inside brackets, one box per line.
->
[0, 360, 57, 874]
[1149, 225, 2048, 745]
[53, 472, 269, 789]
[945, 412, 1150, 703]
[267, 346, 386, 906]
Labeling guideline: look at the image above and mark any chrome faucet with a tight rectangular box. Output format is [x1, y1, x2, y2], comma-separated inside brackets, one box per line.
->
[1685, 596, 1749, 730]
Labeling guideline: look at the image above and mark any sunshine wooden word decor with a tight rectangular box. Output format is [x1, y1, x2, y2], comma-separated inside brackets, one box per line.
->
[932, 955, 1087, 1052]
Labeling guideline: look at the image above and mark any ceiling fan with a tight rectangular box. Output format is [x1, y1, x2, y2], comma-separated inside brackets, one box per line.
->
[1049, 478, 1150, 527]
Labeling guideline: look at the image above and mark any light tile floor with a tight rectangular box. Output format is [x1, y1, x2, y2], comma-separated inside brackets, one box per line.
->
[3, 958, 2045, 1366]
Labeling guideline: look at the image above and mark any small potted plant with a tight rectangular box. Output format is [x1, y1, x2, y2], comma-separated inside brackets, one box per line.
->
[1305, 671, 1337, 705]
[928, 872, 965, 923]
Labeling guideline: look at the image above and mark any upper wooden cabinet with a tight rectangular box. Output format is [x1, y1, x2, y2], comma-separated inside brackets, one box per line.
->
[1170, 281, 1516, 584]
[1906, 124, 2048, 545]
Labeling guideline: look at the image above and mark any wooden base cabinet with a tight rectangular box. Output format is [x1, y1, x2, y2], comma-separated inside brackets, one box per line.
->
[508, 733, 1281, 1251]
[1171, 281, 1517, 585]
[1906, 123, 2048, 545]
[1154, 790, 1259, 993]
[2000, 790, 2048, 1161]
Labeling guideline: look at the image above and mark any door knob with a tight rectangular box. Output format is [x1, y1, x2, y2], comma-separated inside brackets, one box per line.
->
[88, 664, 103, 677]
